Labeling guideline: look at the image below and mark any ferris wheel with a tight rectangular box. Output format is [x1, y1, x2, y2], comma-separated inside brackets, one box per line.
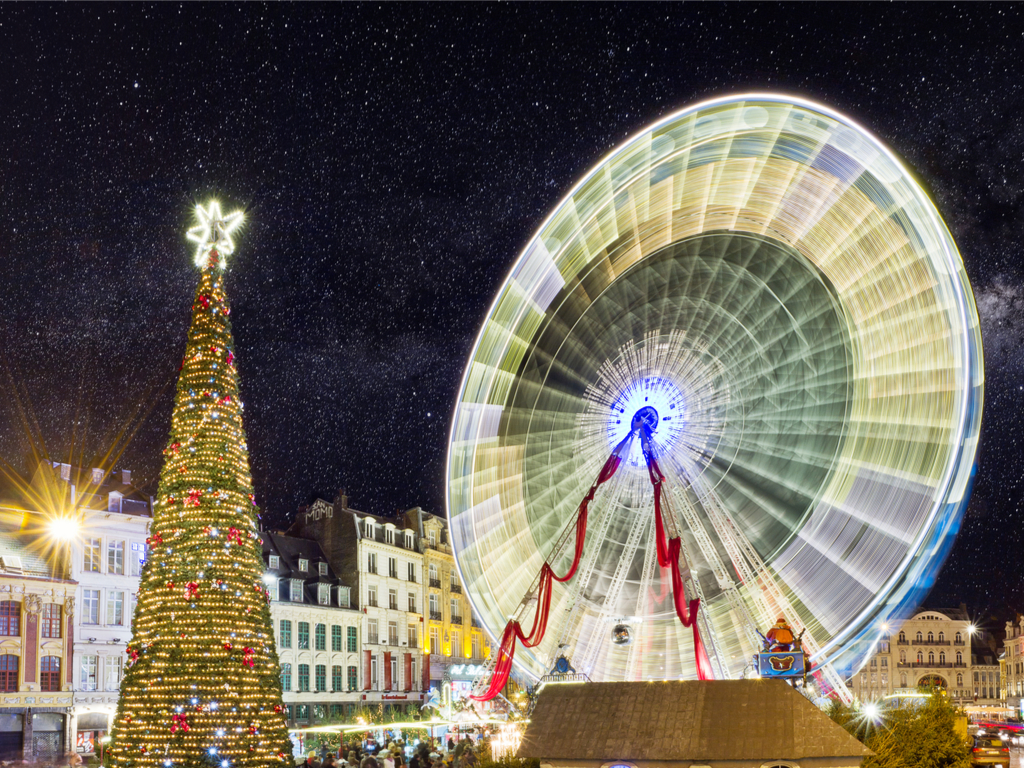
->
[446, 95, 983, 699]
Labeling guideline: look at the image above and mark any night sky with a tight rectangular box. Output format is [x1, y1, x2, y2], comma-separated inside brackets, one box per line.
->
[1, 4, 1022, 627]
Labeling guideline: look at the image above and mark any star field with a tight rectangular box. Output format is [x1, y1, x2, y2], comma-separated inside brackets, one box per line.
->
[1, 4, 1023, 625]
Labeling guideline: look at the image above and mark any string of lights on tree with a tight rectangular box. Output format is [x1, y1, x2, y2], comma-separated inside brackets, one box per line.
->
[108, 202, 291, 768]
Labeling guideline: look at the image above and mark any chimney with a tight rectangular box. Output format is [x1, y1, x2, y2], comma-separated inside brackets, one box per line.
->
[337, 489, 348, 509]
[121, 469, 131, 485]
[1006, 621, 1014, 640]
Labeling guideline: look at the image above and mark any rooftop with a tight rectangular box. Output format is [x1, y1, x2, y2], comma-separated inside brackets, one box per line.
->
[518, 680, 872, 763]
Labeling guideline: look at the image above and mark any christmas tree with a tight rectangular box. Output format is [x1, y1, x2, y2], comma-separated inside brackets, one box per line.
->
[109, 202, 290, 768]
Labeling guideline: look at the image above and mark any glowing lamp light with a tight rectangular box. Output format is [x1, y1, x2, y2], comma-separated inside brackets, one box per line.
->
[967, 623, 977, 635]
[48, 516, 80, 542]
[863, 703, 880, 722]
[186, 201, 244, 270]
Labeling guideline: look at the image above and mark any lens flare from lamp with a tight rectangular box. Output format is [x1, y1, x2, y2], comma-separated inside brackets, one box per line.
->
[48, 516, 80, 542]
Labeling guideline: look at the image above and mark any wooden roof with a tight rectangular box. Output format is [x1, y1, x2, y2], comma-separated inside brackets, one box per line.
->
[517, 680, 872, 763]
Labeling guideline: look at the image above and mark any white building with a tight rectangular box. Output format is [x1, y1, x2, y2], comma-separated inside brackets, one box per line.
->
[37, 462, 152, 756]
[262, 531, 364, 725]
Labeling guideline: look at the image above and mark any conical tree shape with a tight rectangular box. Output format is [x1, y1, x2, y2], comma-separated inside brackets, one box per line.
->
[109, 204, 289, 768]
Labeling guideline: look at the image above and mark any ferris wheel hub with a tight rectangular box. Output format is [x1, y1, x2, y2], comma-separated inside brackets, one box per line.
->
[630, 406, 660, 434]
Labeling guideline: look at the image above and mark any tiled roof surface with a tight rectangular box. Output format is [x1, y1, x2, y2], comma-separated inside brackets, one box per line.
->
[518, 680, 872, 762]
[0, 512, 60, 579]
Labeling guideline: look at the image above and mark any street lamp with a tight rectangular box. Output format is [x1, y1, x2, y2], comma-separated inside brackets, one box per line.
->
[48, 516, 80, 542]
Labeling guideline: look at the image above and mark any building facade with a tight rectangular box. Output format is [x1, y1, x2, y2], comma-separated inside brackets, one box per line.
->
[262, 531, 364, 726]
[849, 607, 1001, 707]
[0, 509, 77, 763]
[403, 508, 491, 703]
[1001, 618, 1024, 713]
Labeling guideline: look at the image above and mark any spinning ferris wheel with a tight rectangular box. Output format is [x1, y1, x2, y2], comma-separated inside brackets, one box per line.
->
[446, 95, 983, 700]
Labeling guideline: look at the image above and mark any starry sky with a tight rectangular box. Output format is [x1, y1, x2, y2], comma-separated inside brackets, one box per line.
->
[1, 4, 1023, 626]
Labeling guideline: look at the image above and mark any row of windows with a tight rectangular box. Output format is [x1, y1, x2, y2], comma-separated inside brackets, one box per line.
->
[267, 580, 351, 608]
[0, 655, 61, 693]
[79, 655, 121, 692]
[268, 555, 329, 576]
[280, 621, 359, 652]
[362, 519, 417, 548]
[892, 650, 964, 665]
[81, 590, 133, 627]
[82, 538, 145, 577]
[281, 663, 360, 692]
[897, 630, 964, 644]
[0, 602, 62, 638]
[364, 587, 463, 619]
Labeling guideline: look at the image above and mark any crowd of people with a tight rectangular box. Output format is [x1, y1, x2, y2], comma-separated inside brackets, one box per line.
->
[300, 735, 482, 768]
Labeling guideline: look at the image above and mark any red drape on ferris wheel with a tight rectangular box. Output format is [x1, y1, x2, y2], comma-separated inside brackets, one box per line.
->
[471, 429, 714, 703]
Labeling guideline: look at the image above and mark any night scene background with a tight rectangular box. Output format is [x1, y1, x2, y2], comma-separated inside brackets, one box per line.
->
[0, 4, 1021, 628]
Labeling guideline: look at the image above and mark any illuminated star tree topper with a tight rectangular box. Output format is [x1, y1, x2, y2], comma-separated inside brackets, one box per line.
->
[186, 200, 245, 269]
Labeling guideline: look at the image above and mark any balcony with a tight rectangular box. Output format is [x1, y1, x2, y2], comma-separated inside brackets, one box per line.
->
[368, 635, 379, 645]
[451, 616, 463, 626]
[450, 584, 462, 594]
[429, 611, 442, 622]
[429, 578, 441, 589]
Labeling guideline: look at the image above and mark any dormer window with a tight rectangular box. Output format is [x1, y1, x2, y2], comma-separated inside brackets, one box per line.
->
[318, 562, 328, 577]
[364, 519, 374, 537]
[269, 555, 280, 570]
[318, 583, 330, 605]
[92, 468, 103, 484]
[405, 533, 414, 548]
[337, 586, 351, 608]
[108, 492, 122, 514]
[290, 579, 303, 602]
[298, 559, 308, 572]
[385, 529, 395, 545]
[428, 530, 436, 547]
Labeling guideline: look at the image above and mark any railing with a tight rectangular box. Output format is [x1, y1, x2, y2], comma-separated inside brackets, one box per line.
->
[450, 584, 462, 594]
[451, 616, 463, 626]
[429, 579, 441, 589]
[368, 634, 379, 645]
[429, 611, 442, 622]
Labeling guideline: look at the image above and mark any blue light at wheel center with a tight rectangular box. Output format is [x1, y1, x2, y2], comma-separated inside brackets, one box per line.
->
[607, 377, 687, 465]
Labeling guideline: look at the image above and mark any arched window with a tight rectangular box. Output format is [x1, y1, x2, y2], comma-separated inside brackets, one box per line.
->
[955, 632, 962, 644]
[900, 650, 906, 663]
[956, 651, 963, 664]
[916, 631, 923, 642]
[939, 652, 946, 665]
[900, 673, 907, 687]
[957, 673, 963, 685]
[927, 631, 934, 643]
[0, 655, 17, 692]
[40, 656, 60, 692]
[928, 652, 935, 665]
[917, 651, 924, 664]
[899, 631, 906, 643]
[938, 631, 945, 642]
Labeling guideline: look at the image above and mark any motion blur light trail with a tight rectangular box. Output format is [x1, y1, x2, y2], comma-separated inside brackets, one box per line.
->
[447, 94, 984, 691]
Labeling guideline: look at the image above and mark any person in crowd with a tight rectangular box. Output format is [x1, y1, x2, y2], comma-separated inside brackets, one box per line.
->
[323, 754, 336, 768]
[360, 751, 379, 768]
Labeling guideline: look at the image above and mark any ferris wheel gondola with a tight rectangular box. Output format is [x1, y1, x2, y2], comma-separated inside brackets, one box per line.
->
[446, 95, 983, 696]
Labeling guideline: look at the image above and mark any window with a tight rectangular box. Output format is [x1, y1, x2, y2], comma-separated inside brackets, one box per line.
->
[318, 584, 330, 606]
[940, 652, 946, 664]
[289, 579, 303, 602]
[430, 627, 439, 655]
[405, 533, 414, 549]
[881, 657, 888, 668]
[367, 553, 377, 574]
[298, 559, 309, 572]
[450, 597, 460, 620]
[899, 631, 906, 643]
[298, 622, 310, 650]
[84, 538, 101, 572]
[347, 626, 358, 652]
[916, 632, 923, 642]
[368, 620, 378, 645]
[956, 632, 963, 643]
[429, 593, 439, 615]
[389, 589, 398, 610]
[337, 586, 351, 608]
[411, 657, 417, 687]
[938, 631, 945, 642]
[429, 563, 438, 582]
[41, 604, 61, 639]
[0, 602, 19, 636]
[347, 665, 358, 691]
[0, 656, 15, 693]
[452, 630, 461, 657]
[269, 555, 280, 569]
[408, 593, 417, 613]
[370, 655, 379, 689]
[280, 663, 292, 691]
[917, 651, 923, 663]
[298, 664, 310, 692]
[332, 665, 343, 692]
[107, 591, 124, 626]
[131, 542, 145, 576]
[108, 541, 124, 575]
[870, 657, 876, 667]
[451, 571, 459, 588]
[428, 530, 436, 547]
[472, 634, 481, 660]
[928, 652, 935, 664]
[364, 519, 374, 537]
[267, 580, 279, 602]
[82, 591, 99, 625]
[80, 656, 98, 691]
[280, 620, 292, 649]
[900, 650, 906, 663]
[390, 655, 398, 689]
[388, 558, 398, 578]
[409, 625, 418, 648]
[368, 585, 377, 607]
[319, 562, 328, 576]
[40, 656, 60, 692]
[900, 673, 907, 687]
[315, 624, 326, 651]
[957, 651, 963, 664]
[388, 621, 399, 646]
[408, 562, 416, 582]
[332, 625, 342, 652]
[927, 632, 934, 643]
[106, 656, 122, 690]
[315, 664, 326, 692]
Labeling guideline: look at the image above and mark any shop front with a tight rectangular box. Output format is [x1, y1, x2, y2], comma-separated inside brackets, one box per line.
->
[75, 711, 111, 756]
